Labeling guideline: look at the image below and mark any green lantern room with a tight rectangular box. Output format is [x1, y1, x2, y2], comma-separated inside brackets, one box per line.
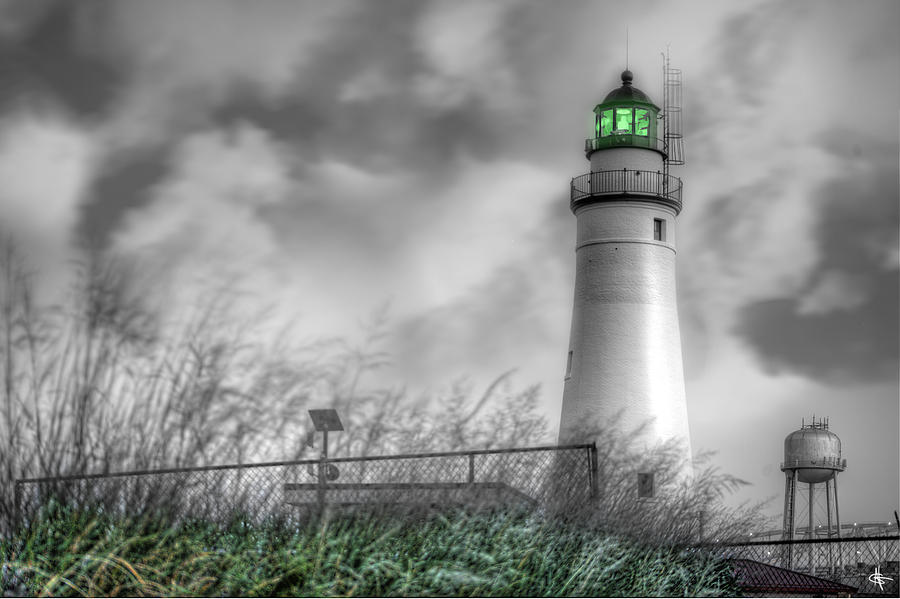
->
[586, 70, 664, 156]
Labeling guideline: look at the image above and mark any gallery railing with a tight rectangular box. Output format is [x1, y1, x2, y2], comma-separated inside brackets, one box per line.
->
[584, 135, 668, 155]
[780, 456, 847, 469]
[570, 169, 682, 212]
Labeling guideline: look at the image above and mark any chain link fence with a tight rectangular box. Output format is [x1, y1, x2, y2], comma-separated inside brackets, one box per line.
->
[699, 536, 900, 596]
[14, 444, 596, 529]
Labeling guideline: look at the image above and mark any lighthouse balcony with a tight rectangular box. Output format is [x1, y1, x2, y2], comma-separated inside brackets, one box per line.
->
[585, 135, 667, 156]
[570, 169, 683, 212]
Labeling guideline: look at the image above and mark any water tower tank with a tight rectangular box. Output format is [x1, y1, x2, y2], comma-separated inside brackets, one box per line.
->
[781, 419, 845, 483]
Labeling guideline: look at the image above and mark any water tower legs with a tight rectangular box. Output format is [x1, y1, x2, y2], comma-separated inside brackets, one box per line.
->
[826, 479, 834, 574]
[782, 470, 798, 570]
[808, 482, 815, 573]
[781, 471, 843, 573]
[832, 475, 841, 539]
[783, 470, 798, 541]
[808, 482, 815, 540]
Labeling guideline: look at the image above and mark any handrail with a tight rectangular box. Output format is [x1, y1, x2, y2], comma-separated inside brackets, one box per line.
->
[696, 534, 900, 548]
[780, 457, 847, 470]
[570, 169, 682, 212]
[15, 443, 595, 483]
[585, 135, 667, 155]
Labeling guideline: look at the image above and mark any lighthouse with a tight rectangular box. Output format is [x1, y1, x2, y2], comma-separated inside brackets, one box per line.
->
[558, 69, 692, 475]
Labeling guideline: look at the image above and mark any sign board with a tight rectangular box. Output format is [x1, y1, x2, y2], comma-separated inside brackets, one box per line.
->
[308, 409, 344, 432]
[306, 463, 340, 480]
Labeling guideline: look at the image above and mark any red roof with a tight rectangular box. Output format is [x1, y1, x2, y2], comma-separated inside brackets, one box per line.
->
[732, 559, 857, 595]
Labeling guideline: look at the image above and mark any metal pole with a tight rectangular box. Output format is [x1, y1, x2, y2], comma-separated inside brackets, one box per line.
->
[808, 482, 815, 574]
[834, 475, 843, 577]
[317, 430, 328, 515]
[781, 472, 792, 569]
[13, 480, 21, 533]
[788, 470, 797, 569]
[826, 478, 834, 574]
[790, 470, 797, 543]
[782, 473, 793, 540]
[833, 475, 841, 539]
[467, 453, 475, 485]
[808, 482, 814, 539]
[589, 443, 599, 503]
[697, 510, 704, 544]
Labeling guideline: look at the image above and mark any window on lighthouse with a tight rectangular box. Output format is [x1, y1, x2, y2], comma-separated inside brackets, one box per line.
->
[654, 218, 666, 241]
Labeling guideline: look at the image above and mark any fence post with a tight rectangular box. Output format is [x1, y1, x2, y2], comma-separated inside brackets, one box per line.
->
[13, 480, 21, 533]
[467, 454, 475, 485]
[317, 430, 328, 516]
[589, 443, 599, 502]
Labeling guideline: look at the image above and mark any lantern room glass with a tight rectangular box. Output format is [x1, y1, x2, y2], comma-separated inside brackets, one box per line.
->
[614, 108, 632, 133]
[635, 109, 649, 136]
[591, 106, 655, 142]
[600, 110, 612, 137]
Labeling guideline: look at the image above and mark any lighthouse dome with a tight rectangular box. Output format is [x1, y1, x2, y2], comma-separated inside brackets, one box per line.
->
[586, 69, 663, 158]
[602, 70, 656, 106]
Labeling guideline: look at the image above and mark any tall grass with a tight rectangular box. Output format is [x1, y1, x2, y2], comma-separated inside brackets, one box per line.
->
[2, 502, 741, 597]
[557, 420, 769, 546]
[0, 239, 554, 537]
[1, 235, 766, 596]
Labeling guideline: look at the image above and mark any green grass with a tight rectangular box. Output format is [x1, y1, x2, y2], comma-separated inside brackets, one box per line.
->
[1, 502, 741, 597]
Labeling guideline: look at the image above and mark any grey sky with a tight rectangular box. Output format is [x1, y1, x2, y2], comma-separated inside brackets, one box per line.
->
[0, 0, 897, 526]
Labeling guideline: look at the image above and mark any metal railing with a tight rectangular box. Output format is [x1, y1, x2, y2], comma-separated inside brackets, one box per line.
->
[747, 522, 897, 542]
[14, 444, 597, 529]
[570, 169, 682, 212]
[780, 456, 847, 470]
[699, 535, 900, 596]
[584, 136, 667, 155]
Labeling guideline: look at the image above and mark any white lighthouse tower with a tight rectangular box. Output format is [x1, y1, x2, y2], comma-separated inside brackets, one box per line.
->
[558, 68, 692, 475]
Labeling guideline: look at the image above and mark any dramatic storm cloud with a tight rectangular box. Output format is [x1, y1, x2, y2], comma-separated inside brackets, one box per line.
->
[736, 136, 899, 384]
[0, 109, 97, 267]
[0, 0, 896, 525]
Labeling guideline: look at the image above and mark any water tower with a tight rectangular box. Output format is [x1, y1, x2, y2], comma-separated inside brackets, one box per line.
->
[781, 416, 846, 569]
[558, 57, 692, 482]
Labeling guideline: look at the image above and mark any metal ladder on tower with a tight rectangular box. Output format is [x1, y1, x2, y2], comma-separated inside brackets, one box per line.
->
[661, 50, 684, 200]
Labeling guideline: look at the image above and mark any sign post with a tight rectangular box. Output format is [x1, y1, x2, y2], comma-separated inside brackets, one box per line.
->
[307, 409, 344, 514]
